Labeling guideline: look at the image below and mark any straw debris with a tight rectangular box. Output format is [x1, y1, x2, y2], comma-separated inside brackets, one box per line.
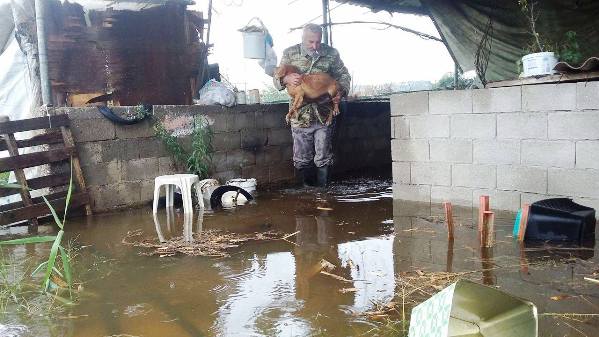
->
[122, 229, 284, 257]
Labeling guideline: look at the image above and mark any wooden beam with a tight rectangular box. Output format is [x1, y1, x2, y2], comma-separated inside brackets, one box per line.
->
[0, 192, 89, 226]
[2, 116, 38, 226]
[0, 114, 69, 135]
[478, 195, 490, 234]
[0, 147, 74, 172]
[443, 201, 454, 240]
[518, 204, 530, 242]
[0, 173, 71, 198]
[59, 125, 92, 215]
[0, 131, 63, 152]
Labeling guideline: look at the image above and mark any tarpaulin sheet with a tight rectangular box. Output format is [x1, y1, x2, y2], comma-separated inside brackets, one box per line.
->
[342, 0, 599, 81]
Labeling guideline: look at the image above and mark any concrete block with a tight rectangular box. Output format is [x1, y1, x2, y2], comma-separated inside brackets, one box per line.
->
[158, 156, 178, 175]
[263, 111, 287, 128]
[212, 132, 241, 151]
[521, 192, 562, 206]
[228, 111, 256, 131]
[452, 164, 496, 189]
[70, 118, 115, 142]
[267, 128, 292, 146]
[411, 162, 451, 186]
[391, 117, 410, 139]
[213, 168, 242, 184]
[82, 160, 121, 186]
[473, 87, 521, 113]
[573, 197, 599, 217]
[240, 165, 269, 183]
[211, 151, 228, 171]
[430, 89, 472, 115]
[390, 91, 428, 116]
[497, 112, 547, 139]
[392, 162, 411, 184]
[451, 114, 496, 139]
[90, 182, 142, 211]
[392, 183, 431, 203]
[576, 141, 599, 169]
[548, 168, 599, 199]
[522, 83, 576, 111]
[548, 111, 599, 140]
[577, 81, 599, 110]
[521, 140, 575, 168]
[241, 128, 267, 149]
[429, 139, 472, 163]
[431, 186, 473, 207]
[121, 158, 159, 182]
[115, 119, 155, 139]
[409, 115, 450, 138]
[497, 165, 547, 194]
[140, 179, 155, 203]
[269, 162, 295, 182]
[138, 138, 169, 159]
[391, 140, 429, 162]
[227, 149, 256, 168]
[76, 142, 102, 165]
[473, 140, 520, 165]
[472, 189, 521, 211]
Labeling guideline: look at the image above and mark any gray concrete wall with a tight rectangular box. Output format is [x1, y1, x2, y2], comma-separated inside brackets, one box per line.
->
[57, 101, 390, 211]
[390, 81, 599, 212]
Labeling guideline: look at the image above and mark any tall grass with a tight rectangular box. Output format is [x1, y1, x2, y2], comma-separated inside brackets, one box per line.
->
[0, 161, 75, 301]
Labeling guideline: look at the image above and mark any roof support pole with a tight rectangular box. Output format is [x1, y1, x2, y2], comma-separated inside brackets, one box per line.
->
[34, 0, 52, 106]
[322, 0, 329, 44]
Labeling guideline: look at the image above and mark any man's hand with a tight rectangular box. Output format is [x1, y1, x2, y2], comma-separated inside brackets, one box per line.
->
[283, 73, 301, 86]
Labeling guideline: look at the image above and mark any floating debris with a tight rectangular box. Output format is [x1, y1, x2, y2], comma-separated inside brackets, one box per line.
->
[122, 229, 285, 257]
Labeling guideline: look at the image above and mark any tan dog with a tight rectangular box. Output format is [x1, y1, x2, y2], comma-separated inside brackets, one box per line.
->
[275, 64, 341, 125]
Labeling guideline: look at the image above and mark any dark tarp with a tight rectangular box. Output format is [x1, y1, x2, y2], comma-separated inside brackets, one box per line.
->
[338, 0, 599, 81]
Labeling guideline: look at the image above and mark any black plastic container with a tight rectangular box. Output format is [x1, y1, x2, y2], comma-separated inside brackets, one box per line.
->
[525, 198, 596, 243]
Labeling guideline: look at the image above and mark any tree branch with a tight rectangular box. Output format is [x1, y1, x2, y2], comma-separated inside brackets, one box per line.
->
[289, 21, 443, 42]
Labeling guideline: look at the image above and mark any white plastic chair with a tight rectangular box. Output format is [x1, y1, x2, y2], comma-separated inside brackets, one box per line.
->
[152, 174, 204, 214]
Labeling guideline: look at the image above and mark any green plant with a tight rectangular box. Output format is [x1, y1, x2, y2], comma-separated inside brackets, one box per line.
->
[152, 114, 214, 179]
[187, 116, 213, 179]
[0, 161, 75, 301]
[558, 31, 583, 65]
[0, 172, 8, 184]
[434, 72, 475, 90]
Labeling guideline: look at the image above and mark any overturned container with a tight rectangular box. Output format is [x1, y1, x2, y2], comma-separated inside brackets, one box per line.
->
[409, 279, 538, 337]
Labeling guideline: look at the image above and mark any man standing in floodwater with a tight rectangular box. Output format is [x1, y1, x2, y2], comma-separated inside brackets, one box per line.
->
[273, 23, 351, 188]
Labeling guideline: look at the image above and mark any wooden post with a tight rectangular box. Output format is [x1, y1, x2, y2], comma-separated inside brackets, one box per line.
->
[0, 116, 38, 226]
[446, 237, 454, 273]
[478, 195, 490, 234]
[518, 204, 530, 242]
[481, 210, 495, 247]
[443, 201, 454, 240]
[59, 123, 92, 215]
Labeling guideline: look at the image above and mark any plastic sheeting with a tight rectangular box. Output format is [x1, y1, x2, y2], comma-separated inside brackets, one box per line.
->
[341, 0, 599, 81]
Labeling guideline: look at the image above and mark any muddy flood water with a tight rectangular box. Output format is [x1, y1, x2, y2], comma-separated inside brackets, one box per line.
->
[1, 178, 599, 337]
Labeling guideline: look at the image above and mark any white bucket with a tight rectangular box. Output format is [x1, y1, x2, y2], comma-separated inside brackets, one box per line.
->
[242, 31, 266, 59]
[521, 52, 558, 77]
[226, 178, 257, 195]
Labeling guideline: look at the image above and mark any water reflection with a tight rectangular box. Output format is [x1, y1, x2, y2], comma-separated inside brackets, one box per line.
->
[152, 208, 205, 243]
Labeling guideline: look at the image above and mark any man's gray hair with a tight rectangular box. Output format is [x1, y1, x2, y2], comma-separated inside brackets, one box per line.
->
[303, 23, 322, 35]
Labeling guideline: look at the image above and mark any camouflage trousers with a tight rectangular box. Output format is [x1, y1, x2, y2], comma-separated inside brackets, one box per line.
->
[291, 121, 334, 169]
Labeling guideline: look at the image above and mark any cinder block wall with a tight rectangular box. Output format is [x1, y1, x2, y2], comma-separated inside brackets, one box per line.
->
[56, 101, 390, 211]
[390, 82, 599, 213]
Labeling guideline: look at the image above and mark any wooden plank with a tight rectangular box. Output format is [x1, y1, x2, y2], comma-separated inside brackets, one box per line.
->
[487, 71, 599, 88]
[0, 114, 70, 135]
[0, 147, 74, 172]
[443, 201, 454, 240]
[0, 192, 89, 226]
[478, 195, 490, 234]
[0, 173, 71, 198]
[59, 125, 92, 215]
[0, 131, 63, 152]
[2, 125, 38, 226]
[0, 190, 70, 212]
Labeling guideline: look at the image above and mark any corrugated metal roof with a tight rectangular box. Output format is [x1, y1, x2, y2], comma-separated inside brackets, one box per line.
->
[65, 0, 192, 11]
